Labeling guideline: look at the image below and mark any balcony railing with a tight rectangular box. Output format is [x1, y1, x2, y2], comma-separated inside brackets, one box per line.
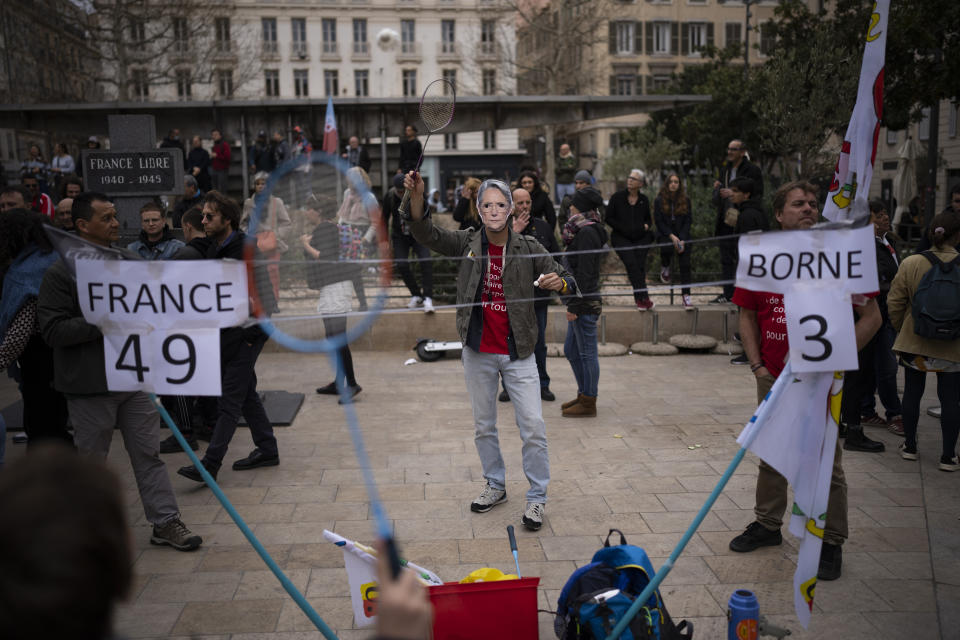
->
[290, 41, 310, 60]
[437, 41, 460, 59]
[261, 40, 279, 59]
[321, 40, 340, 60]
[398, 41, 422, 61]
[477, 41, 499, 58]
[352, 41, 370, 59]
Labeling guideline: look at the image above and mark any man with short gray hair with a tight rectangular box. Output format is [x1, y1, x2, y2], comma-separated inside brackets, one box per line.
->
[403, 171, 578, 531]
[172, 174, 202, 228]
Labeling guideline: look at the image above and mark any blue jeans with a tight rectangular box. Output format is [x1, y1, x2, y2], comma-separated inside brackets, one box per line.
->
[556, 182, 575, 204]
[462, 347, 550, 503]
[564, 313, 599, 397]
[860, 320, 903, 418]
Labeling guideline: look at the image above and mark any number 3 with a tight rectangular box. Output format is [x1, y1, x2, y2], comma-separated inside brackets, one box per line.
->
[799, 314, 832, 362]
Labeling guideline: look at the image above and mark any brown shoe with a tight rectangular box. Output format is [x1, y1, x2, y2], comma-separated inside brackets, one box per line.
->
[563, 395, 597, 417]
[561, 394, 583, 410]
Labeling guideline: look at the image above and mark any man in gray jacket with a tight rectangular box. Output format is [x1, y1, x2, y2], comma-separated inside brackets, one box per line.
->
[403, 172, 577, 531]
[38, 191, 202, 552]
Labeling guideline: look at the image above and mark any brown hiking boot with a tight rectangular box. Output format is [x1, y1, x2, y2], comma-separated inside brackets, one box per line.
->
[561, 394, 583, 410]
[563, 395, 597, 417]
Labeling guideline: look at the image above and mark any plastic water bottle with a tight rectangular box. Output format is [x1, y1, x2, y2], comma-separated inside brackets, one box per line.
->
[728, 589, 759, 640]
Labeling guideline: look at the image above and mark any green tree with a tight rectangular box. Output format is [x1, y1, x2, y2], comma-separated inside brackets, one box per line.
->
[602, 124, 686, 184]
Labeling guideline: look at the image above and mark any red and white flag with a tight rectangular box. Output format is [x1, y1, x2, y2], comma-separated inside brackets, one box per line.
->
[823, 0, 889, 223]
[322, 96, 339, 155]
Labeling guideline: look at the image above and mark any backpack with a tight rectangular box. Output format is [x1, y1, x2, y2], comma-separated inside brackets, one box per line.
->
[554, 530, 693, 640]
[912, 251, 960, 340]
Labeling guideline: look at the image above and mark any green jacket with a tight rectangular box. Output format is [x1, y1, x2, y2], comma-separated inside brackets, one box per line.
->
[410, 216, 577, 359]
[38, 259, 108, 395]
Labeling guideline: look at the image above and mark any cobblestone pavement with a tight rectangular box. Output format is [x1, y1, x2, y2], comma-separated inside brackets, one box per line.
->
[3, 350, 956, 639]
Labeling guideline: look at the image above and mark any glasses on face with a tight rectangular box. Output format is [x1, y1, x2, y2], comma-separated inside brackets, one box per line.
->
[480, 202, 509, 212]
[201, 212, 220, 221]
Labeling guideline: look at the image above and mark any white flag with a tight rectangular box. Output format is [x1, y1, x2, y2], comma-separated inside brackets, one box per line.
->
[822, 0, 890, 223]
[737, 371, 842, 628]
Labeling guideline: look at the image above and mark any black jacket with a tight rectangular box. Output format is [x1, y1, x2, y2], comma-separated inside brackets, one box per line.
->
[345, 145, 371, 173]
[734, 197, 769, 235]
[382, 189, 413, 238]
[306, 222, 352, 289]
[565, 223, 608, 315]
[159, 136, 186, 163]
[606, 189, 652, 243]
[172, 191, 203, 228]
[875, 233, 900, 319]
[518, 216, 560, 307]
[174, 236, 212, 260]
[714, 158, 763, 234]
[398, 138, 422, 173]
[653, 195, 692, 241]
[529, 189, 557, 232]
[187, 147, 212, 192]
[452, 197, 482, 231]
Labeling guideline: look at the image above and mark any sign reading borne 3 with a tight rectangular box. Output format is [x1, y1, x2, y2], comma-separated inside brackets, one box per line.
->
[82, 149, 184, 196]
[735, 225, 878, 373]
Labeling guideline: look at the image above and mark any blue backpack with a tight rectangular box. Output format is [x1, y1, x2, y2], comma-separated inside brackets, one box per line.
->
[554, 530, 693, 640]
[912, 251, 960, 340]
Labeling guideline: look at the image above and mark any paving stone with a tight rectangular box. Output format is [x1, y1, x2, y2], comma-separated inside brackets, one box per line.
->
[865, 578, 937, 612]
[172, 599, 283, 635]
[213, 503, 297, 525]
[139, 571, 243, 603]
[234, 569, 312, 600]
[113, 602, 185, 638]
[704, 555, 797, 583]
[198, 545, 292, 572]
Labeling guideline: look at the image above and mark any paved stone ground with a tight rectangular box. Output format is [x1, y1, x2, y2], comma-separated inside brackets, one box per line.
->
[3, 350, 957, 640]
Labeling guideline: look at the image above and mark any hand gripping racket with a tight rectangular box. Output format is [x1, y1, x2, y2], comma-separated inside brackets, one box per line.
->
[398, 78, 456, 217]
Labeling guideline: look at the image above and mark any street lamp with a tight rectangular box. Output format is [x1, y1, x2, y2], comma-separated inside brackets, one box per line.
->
[743, 0, 755, 79]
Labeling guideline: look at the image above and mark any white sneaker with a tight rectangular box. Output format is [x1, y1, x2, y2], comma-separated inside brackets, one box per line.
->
[470, 484, 507, 513]
[939, 455, 960, 472]
[522, 502, 544, 531]
[899, 442, 918, 460]
[682, 294, 693, 309]
[407, 295, 423, 309]
[423, 297, 435, 314]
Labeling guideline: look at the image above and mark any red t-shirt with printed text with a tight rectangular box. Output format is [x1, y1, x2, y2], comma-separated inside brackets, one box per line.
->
[732, 288, 788, 378]
[479, 244, 510, 354]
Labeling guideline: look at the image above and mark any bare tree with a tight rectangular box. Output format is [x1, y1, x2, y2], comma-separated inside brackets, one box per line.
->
[56, 0, 259, 102]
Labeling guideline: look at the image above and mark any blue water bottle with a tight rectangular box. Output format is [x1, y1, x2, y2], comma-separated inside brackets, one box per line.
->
[727, 589, 759, 640]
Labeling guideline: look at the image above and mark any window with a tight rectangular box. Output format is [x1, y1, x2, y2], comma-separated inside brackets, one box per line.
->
[322, 18, 337, 54]
[918, 107, 931, 141]
[886, 129, 898, 145]
[482, 69, 495, 95]
[483, 130, 496, 150]
[176, 69, 191, 100]
[651, 75, 671, 92]
[613, 22, 635, 55]
[444, 133, 457, 150]
[353, 19, 368, 55]
[609, 132, 621, 151]
[131, 69, 148, 101]
[609, 74, 636, 96]
[725, 22, 742, 48]
[402, 69, 417, 96]
[215, 18, 231, 53]
[685, 22, 708, 54]
[480, 20, 496, 55]
[265, 69, 279, 97]
[262, 18, 277, 54]
[442, 69, 457, 93]
[294, 69, 309, 97]
[354, 69, 369, 96]
[324, 70, 339, 96]
[401, 20, 415, 53]
[173, 17, 189, 54]
[292, 18, 307, 57]
[653, 22, 671, 54]
[758, 21, 775, 57]
[130, 19, 146, 46]
[441, 20, 456, 53]
[217, 69, 233, 97]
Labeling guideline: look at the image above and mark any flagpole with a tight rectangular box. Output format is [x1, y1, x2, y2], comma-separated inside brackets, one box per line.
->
[604, 362, 795, 640]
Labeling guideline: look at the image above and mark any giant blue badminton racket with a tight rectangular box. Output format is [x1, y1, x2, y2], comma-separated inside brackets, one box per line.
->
[244, 150, 401, 575]
[397, 78, 456, 218]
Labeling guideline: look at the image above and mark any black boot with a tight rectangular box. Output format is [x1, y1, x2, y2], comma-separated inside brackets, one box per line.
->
[843, 426, 885, 452]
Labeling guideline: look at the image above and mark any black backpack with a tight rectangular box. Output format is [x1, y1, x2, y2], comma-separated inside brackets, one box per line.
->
[911, 251, 960, 340]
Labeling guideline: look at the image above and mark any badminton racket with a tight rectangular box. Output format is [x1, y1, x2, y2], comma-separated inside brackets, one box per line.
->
[398, 78, 456, 218]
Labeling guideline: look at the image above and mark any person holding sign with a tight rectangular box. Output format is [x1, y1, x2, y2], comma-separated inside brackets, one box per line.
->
[177, 191, 280, 483]
[728, 181, 882, 580]
[37, 191, 203, 552]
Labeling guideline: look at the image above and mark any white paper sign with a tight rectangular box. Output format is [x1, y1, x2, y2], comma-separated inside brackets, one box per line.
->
[783, 287, 859, 372]
[76, 259, 249, 331]
[736, 225, 878, 295]
[104, 328, 221, 396]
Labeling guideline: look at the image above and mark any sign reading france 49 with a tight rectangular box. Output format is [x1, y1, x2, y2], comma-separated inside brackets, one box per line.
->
[736, 225, 878, 373]
[76, 259, 250, 396]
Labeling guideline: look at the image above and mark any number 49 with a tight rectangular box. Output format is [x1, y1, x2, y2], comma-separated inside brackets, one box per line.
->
[115, 333, 196, 385]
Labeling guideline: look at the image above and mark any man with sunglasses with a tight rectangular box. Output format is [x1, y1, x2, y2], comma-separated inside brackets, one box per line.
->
[403, 172, 577, 531]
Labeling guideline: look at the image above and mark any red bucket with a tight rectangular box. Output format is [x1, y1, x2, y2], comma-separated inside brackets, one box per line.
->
[428, 576, 541, 639]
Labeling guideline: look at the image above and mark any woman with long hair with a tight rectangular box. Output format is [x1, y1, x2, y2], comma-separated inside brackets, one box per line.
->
[518, 170, 556, 231]
[337, 167, 380, 312]
[653, 172, 694, 308]
[302, 194, 362, 403]
[48, 143, 76, 194]
[453, 177, 483, 231]
[0, 209, 71, 448]
[887, 211, 960, 471]
[241, 171, 292, 307]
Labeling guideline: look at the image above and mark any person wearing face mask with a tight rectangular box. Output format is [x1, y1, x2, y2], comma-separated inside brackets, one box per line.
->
[403, 171, 578, 532]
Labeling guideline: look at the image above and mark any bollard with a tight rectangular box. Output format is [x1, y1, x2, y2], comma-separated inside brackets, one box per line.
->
[691, 307, 700, 336]
[652, 312, 660, 345]
[600, 314, 607, 345]
[728, 589, 759, 640]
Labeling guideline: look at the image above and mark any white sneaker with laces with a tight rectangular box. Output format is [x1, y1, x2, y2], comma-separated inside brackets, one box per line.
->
[470, 484, 507, 513]
[939, 455, 960, 472]
[899, 442, 918, 460]
[423, 297, 435, 313]
[407, 295, 423, 309]
[522, 502, 544, 531]
[682, 294, 693, 309]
